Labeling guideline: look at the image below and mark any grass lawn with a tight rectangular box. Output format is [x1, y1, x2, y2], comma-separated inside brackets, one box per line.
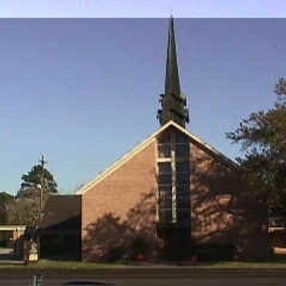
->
[2, 259, 286, 270]
[2, 252, 286, 270]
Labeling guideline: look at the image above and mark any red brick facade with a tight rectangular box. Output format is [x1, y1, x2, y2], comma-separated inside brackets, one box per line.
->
[81, 141, 158, 261]
[190, 140, 239, 244]
[80, 122, 249, 261]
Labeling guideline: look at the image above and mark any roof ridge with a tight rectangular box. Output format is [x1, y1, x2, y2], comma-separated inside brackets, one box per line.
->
[76, 121, 238, 195]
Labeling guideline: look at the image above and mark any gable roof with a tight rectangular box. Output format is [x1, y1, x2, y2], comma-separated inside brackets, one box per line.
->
[76, 120, 238, 195]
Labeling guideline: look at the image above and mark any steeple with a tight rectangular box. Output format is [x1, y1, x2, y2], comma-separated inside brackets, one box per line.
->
[165, 16, 180, 98]
[157, 17, 189, 127]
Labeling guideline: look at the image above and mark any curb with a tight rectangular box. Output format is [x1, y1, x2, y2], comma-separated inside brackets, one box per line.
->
[1, 268, 286, 278]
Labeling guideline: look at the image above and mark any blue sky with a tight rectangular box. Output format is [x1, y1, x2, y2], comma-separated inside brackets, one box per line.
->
[0, 0, 286, 18]
[0, 2, 286, 195]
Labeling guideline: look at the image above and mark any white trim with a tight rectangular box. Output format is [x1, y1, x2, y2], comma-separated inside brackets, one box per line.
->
[170, 131, 177, 223]
[171, 121, 238, 169]
[0, 225, 26, 231]
[157, 158, 172, 163]
[76, 121, 238, 195]
[77, 138, 156, 195]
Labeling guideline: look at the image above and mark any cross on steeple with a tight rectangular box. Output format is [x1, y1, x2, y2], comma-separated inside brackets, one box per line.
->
[157, 16, 189, 127]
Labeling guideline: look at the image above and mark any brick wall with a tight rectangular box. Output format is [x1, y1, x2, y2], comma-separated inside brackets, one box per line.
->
[190, 140, 240, 245]
[81, 125, 268, 261]
[82, 141, 158, 261]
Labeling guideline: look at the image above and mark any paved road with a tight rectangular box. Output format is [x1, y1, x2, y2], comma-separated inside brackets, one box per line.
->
[2, 276, 286, 286]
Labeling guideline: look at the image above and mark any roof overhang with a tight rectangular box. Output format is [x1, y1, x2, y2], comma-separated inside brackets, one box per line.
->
[77, 120, 238, 195]
[0, 225, 27, 232]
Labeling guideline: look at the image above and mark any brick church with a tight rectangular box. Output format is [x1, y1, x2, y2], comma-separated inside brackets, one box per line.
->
[40, 18, 269, 262]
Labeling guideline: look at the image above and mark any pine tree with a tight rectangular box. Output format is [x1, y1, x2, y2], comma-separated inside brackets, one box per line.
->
[17, 164, 58, 199]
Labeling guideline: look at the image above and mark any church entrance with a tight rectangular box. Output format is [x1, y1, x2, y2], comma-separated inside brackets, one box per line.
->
[158, 226, 191, 261]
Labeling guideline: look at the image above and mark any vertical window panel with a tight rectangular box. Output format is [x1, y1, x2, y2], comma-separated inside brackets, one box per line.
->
[158, 143, 171, 158]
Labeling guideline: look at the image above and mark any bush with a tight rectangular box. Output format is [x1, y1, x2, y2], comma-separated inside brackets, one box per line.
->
[129, 236, 151, 260]
[192, 243, 235, 261]
[106, 247, 126, 262]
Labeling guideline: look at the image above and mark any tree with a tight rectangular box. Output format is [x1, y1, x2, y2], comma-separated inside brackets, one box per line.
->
[8, 198, 39, 225]
[17, 163, 58, 199]
[226, 78, 286, 216]
[12, 160, 58, 226]
[0, 192, 14, 224]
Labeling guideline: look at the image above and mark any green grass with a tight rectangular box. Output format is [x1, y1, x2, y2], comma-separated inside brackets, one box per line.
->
[2, 255, 286, 270]
[34, 256, 286, 269]
[199, 261, 286, 268]
[0, 259, 127, 270]
[28, 259, 131, 269]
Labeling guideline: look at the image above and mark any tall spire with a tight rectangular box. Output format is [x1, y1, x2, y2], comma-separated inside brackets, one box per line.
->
[165, 16, 180, 98]
[157, 17, 189, 127]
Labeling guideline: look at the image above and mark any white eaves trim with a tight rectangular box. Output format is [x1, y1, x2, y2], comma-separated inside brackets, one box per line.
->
[76, 120, 238, 195]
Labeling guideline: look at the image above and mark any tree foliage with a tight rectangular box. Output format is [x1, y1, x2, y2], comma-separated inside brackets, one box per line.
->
[17, 164, 58, 199]
[0, 192, 14, 224]
[8, 198, 39, 225]
[227, 78, 286, 215]
[9, 162, 59, 226]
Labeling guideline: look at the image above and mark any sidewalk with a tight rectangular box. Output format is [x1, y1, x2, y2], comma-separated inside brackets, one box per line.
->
[0, 259, 25, 265]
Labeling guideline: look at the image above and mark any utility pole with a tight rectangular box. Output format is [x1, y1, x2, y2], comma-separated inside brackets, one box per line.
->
[33, 154, 47, 261]
[39, 154, 47, 221]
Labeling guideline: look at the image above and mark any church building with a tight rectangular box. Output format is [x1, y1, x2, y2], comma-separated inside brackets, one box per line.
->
[41, 18, 269, 262]
[76, 18, 248, 262]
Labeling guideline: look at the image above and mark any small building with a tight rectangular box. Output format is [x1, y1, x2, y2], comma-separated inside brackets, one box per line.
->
[0, 225, 26, 248]
[39, 194, 81, 260]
